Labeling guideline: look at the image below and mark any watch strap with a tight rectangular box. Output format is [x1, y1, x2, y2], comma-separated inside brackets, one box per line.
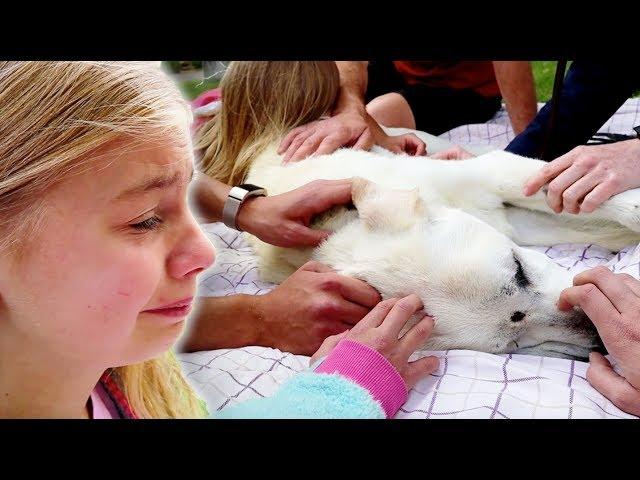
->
[222, 185, 266, 230]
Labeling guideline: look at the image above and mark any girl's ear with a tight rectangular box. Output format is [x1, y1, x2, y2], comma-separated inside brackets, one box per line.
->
[351, 177, 427, 231]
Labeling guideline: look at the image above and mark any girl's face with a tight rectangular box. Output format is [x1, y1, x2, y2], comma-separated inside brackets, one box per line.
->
[0, 138, 215, 370]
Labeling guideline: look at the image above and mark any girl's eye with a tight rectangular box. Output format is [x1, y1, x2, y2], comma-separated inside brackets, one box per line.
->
[130, 215, 163, 231]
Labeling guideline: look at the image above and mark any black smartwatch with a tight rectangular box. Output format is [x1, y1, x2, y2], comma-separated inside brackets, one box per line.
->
[634, 125, 640, 138]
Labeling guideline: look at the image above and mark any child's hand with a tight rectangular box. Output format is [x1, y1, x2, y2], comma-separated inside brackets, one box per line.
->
[310, 294, 439, 389]
[378, 133, 427, 156]
[430, 146, 475, 160]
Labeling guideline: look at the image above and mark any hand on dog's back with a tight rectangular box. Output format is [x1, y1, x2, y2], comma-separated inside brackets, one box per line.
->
[237, 179, 354, 248]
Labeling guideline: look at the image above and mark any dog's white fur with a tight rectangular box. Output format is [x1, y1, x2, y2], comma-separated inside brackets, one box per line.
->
[244, 144, 640, 359]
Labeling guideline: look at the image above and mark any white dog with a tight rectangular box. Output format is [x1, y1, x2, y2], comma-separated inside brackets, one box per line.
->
[243, 144, 640, 359]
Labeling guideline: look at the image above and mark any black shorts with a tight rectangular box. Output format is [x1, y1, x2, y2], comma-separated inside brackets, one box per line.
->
[365, 61, 502, 135]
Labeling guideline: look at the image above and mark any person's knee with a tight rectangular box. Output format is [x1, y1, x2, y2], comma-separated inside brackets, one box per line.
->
[366, 92, 416, 130]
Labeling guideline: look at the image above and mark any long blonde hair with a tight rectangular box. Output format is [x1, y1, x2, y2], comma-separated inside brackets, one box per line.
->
[195, 61, 340, 185]
[0, 61, 205, 418]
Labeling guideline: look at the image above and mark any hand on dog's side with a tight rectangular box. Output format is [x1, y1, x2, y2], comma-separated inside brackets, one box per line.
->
[311, 294, 440, 389]
[237, 179, 354, 248]
[430, 145, 475, 160]
[258, 261, 381, 355]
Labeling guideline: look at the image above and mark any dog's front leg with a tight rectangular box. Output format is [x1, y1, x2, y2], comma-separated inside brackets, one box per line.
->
[593, 188, 640, 233]
[469, 151, 640, 231]
[463, 151, 640, 248]
[464, 150, 553, 210]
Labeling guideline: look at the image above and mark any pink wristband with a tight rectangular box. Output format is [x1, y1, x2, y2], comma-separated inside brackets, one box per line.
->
[315, 339, 408, 418]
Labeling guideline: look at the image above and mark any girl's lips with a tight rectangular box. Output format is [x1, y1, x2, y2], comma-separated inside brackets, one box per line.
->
[143, 297, 193, 317]
[143, 304, 192, 317]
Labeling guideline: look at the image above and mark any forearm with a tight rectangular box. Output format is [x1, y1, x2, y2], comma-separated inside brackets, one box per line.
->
[190, 173, 266, 236]
[176, 295, 263, 352]
[215, 339, 409, 419]
[189, 173, 231, 224]
[493, 61, 538, 135]
[333, 61, 369, 114]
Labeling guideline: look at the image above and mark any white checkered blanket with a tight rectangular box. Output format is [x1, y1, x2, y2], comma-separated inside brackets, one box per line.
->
[179, 98, 640, 419]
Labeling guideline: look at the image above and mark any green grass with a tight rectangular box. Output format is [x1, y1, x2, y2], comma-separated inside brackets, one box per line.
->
[177, 78, 220, 101]
[532, 61, 639, 100]
[531, 61, 559, 102]
[531, 61, 576, 102]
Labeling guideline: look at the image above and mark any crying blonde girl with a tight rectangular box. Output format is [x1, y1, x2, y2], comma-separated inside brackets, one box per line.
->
[0, 61, 438, 419]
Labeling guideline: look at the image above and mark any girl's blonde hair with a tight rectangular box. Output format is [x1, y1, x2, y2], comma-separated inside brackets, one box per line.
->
[195, 61, 340, 185]
[0, 61, 205, 419]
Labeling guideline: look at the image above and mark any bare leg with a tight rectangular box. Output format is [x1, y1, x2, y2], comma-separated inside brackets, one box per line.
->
[366, 92, 416, 129]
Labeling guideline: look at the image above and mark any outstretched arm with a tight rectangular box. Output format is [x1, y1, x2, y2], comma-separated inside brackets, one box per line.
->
[493, 61, 538, 135]
[177, 261, 381, 355]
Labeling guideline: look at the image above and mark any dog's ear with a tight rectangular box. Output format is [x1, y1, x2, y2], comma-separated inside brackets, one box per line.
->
[352, 177, 426, 231]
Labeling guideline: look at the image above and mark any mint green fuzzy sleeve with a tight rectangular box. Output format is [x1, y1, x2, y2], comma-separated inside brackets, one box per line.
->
[213, 372, 385, 419]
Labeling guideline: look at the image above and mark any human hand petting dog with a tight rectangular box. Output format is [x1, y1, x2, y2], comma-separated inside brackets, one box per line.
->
[310, 294, 440, 389]
[523, 140, 640, 214]
[258, 261, 382, 355]
[237, 179, 353, 248]
[278, 109, 374, 163]
[378, 131, 426, 157]
[430, 145, 475, 160]
[278, 107, 425, 163]
[558, 266, 640, 416]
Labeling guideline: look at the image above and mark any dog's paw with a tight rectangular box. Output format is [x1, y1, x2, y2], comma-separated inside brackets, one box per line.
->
[598, 188, 640, 233]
